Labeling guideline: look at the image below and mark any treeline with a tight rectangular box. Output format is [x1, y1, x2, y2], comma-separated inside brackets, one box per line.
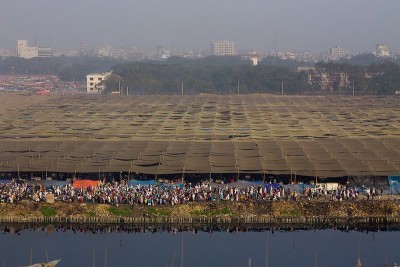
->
[107, 56, 400, 95]
[313, 61, 400, 95]
[337, 53, 400, 66]
[0, 56, 122, 81]
[1, 54, 400, 95]
[107, 56, 309, 95]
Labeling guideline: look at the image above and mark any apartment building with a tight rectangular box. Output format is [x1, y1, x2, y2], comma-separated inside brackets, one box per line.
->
[16, 40, 53, 59]
[86, 72, 111, 93]
[211, 40, 236, 56]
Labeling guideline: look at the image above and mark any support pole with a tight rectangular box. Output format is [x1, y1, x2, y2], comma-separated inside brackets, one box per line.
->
[181, 81, 184, 96]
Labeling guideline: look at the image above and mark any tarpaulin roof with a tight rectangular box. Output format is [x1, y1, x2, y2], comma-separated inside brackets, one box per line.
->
[0, 93, 400, 177]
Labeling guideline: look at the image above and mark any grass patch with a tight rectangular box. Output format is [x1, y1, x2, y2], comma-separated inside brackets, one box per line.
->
[190, 207, 231, 216]
[41, 206, 57, 217]
[108, 206, 131, 216]
[280, 207, 301, 216]
[147, 206, 172, 216]
[219, 206, 231, 215]
[87, 210, 96, 217]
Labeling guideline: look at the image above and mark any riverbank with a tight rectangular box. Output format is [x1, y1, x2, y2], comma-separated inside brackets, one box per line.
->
[1, 200, 400, 225]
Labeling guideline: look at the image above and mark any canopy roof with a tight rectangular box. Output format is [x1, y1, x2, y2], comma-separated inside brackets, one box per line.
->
[0, 93, 399, 177]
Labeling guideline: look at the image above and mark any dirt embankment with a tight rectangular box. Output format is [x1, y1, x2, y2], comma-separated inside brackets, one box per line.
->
[1, 200, 400, 219]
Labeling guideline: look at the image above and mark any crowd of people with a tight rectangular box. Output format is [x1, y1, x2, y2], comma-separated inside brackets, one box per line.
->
[0, 179, 388, 205]
[305, 184, 385, 201]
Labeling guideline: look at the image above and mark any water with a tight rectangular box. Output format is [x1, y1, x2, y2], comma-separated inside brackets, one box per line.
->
[0, 226, 399, 267]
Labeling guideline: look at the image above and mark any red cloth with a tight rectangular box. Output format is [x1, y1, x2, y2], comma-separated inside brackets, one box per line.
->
[73, 180, 98, 189]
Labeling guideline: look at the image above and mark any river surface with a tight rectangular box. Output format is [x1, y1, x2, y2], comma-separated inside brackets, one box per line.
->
[0, 226, 399, 267]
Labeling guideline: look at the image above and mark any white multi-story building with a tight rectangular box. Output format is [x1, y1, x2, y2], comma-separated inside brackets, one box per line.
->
[328, 46, 349, 61]
[281, 52, 296, 60]
[86, 72, 111, 93]
[376, 44, 390, 57]
[159, 49, 170, 60]
[211, 40, 236, 56]
[97, 45, 113, 57]
[240, 52, 260, 66]
[16, 40, 53, 59]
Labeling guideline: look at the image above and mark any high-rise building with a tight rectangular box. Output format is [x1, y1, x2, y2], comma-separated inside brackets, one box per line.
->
[376, 44, 390, 57]
[16, 40, 53, 59]
[211, 40, 236, 56]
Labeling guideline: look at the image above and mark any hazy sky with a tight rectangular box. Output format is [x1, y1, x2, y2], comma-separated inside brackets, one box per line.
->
[1, 0, 400, 53]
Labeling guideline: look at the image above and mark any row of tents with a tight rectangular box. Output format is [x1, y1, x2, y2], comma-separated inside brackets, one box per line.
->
[0, 138, 399, 177]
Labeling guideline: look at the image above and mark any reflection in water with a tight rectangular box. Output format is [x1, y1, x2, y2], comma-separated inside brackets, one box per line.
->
[2, 222, 400, 236]
[0, 224, 399, 267]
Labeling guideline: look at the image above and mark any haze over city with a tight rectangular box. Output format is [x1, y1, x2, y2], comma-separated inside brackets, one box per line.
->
[1, 0, 400, 52]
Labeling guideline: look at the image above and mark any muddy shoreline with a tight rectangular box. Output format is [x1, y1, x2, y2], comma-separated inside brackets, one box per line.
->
[1, 200, 400, 231]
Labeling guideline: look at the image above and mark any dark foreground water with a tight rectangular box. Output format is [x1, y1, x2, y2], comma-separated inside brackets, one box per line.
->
[0, 226, 399, 267]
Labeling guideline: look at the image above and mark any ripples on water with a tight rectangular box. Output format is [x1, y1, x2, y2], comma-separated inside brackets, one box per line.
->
[0, 224, 399, 267]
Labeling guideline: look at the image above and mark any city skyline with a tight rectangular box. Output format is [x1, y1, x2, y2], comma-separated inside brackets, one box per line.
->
[2, 38, 399, 63]
[0, 0, 400, 53]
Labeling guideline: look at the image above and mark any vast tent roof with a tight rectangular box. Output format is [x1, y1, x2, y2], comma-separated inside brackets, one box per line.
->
[1, 93, 399, 177]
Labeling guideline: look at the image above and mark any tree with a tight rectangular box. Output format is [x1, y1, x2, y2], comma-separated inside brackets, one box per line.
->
[103, 74, 124, 95]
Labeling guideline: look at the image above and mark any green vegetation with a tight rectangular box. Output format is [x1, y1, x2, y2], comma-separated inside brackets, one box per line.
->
[1, 54, 400, 95]
[314, 61, 400, 95]
[190, 206, 231, 217]
[146, 207, 172, 216]
[108, 206, 131, 216]
[41, 206, 57, 217]
[108, 58, 308, 95]
[0, 56, 121, 81]
[109, 58, 400, 96]
[279, 206, 301, 217]
[87, 210, 96, 217]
